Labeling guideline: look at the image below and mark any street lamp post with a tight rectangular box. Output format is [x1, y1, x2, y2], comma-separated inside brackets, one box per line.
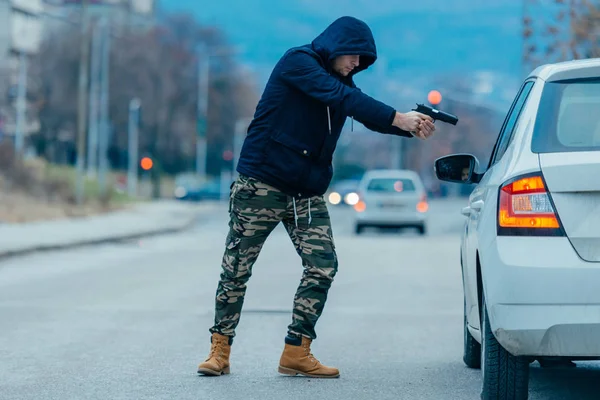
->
[97, 16, 111, 198]
[14, 52, 27, 155]
[75, 0, 90, 205]
[196, 43, 209, 179]
[127, 98, 141, 197]
[195, 44, 241, 179]
[87, 17, 102, 178]
[232, 118, 249, 180]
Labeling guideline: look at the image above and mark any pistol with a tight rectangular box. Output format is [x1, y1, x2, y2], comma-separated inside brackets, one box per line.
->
[413, 103, 458, 125]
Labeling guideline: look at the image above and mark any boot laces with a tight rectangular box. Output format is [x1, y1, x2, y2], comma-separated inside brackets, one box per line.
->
[303, 342, 319, 365]
[207, 338, 226, 360]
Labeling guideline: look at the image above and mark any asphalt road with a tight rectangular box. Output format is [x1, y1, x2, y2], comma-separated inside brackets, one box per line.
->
[0, 198, 598, 400]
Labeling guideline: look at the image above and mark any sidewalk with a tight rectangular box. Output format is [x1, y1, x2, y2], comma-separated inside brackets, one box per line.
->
[0, 200, 220, 259]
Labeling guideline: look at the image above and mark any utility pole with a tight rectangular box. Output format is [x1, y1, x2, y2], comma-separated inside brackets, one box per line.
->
[87, 18, 102, 178]
[98, 17, 111, 198]
[232, 118, 249, 180]
[14, 52, 27, 155]
[196, 43, 209, 179]
[75, 0, 90, 205]
[127, 98, 141, 198]
[389, 136, 404, 170]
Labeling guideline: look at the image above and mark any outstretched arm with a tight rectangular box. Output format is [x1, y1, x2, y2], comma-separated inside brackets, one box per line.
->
[356, 114, 412, 138]
[279, 50, 434, 138]
[350, 85, 434, 138]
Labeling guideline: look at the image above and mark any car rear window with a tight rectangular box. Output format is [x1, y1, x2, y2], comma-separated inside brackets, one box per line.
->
[366, 178, 416, 193]
[532, 78, 600, 153]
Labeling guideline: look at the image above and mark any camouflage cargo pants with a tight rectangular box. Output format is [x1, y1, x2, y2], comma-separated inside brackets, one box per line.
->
[209, 174, 338, 340]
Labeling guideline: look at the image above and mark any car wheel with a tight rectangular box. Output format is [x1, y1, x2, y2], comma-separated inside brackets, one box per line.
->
[354, 224, 364, 235]
[418, 224, 427, 235]
[463, 298, 481, 369]
[481, 291, 529, 400]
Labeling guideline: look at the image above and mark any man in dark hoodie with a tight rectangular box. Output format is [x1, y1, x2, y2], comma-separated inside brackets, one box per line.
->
[197, 16, 435, 379]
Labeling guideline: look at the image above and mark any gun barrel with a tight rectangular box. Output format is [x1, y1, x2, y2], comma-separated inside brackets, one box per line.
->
[414, 103, 458, 125]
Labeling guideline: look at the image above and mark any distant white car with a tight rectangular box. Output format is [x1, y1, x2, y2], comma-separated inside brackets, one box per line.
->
[435, 59, 600, 399]
[353, 169, 429, 235]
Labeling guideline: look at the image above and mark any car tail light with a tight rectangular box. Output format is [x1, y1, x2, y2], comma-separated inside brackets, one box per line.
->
[354, 200, 366, 212]
[417, 194, 428, 213]
[497, 173, 564, 236]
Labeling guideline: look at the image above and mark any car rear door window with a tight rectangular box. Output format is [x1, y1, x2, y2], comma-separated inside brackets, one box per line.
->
[532, 79, 600, 153]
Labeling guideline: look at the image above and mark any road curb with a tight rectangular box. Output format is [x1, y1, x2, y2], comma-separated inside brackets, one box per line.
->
[0, 212, 203, 262]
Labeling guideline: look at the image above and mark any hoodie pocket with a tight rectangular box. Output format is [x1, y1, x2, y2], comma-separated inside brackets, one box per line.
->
[262, 130, 313, 189]
[271, 129, 316, 157]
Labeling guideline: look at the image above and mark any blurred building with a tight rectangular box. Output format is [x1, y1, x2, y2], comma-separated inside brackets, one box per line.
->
[0, 0, 44, 144]
[0, 0, 43, 64]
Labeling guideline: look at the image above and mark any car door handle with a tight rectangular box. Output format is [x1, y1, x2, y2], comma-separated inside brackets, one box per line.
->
[471, 200, 484, 211]
[461, 207, 471, 216]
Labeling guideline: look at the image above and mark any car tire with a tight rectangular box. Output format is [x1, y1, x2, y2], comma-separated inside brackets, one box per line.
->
[418, 224, 427, 235]
[355, 224, 364, 235]
[463, 299, 481, 369]
[481, 291, 529, 400]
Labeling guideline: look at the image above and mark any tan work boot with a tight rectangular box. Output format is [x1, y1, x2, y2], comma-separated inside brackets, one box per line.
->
[278, 336, 340, 378]
[197, 333, 232, 376]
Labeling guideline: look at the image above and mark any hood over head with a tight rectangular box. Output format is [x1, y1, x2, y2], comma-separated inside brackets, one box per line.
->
[311, 16, 377, 77]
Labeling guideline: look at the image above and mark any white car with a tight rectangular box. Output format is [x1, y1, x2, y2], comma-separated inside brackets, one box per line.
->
[435, 58, 600, 399]
[353, 169, 429, 235]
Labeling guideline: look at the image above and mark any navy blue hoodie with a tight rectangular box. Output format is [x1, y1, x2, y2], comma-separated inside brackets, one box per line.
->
[236, 16, 412, 198]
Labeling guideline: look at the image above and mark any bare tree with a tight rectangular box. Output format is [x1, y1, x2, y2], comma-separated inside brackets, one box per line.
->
[572, 1, 600, 57]
[523, 0, 600, 71]
[29, 12, 258, 181]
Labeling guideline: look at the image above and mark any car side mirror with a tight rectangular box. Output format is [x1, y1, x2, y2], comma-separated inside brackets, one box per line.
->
[434, 154, 482, 184]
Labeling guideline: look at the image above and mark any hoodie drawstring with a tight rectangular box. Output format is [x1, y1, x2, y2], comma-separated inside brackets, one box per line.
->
[292, 197, 312, 228]
[351, 116, 354, 132]
[327, 106, 332, 135]
[293, 197, 298, 228]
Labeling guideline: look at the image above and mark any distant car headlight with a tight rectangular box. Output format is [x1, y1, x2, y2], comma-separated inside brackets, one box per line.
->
[344, 192, 359, 206]
[328, 192, 342, 205]
[174, 187, 187, 198]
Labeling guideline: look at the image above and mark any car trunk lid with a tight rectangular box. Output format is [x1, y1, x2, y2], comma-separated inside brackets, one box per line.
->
[540, 152, 600, 262]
